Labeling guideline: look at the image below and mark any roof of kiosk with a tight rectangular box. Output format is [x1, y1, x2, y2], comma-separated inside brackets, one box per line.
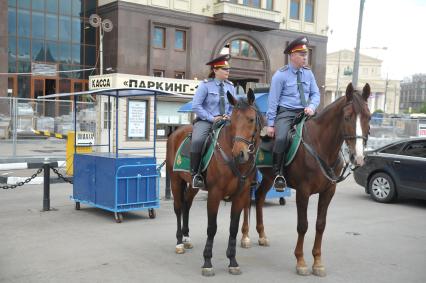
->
[40, 88, 178, 99]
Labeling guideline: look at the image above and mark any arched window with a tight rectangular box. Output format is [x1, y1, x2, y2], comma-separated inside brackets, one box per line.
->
[221, 39, 260, 59]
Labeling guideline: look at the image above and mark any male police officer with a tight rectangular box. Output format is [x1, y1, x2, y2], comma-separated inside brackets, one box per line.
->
[266, 36, 320, 190]
[191, 54, 236, 189]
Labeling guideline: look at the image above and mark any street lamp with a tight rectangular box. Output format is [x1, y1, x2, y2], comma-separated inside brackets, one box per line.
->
[89, 14, 114, 75]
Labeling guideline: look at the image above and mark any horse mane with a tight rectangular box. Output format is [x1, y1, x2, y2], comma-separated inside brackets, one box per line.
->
[313, 90, 368, 122]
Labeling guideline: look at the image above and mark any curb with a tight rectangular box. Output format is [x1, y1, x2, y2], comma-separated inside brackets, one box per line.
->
[0, 161, 66, 171]
[0, 161, 70, 185]
[0, 175, 73, 185]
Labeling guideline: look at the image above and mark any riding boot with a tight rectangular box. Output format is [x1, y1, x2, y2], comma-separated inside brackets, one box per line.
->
[190, 152, 205, 189]
[273, 152, 287, 191]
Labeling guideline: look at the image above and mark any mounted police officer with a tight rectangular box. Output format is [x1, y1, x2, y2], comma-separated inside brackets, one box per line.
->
[266, 36, 320, 190]
[191, 54, 236, 189]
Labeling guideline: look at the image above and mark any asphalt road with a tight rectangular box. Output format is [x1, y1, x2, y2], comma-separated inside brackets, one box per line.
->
[1, 176, 425, 283]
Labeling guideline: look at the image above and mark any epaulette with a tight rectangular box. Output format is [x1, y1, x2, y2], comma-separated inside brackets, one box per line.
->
[225, 80, 233, 86]
[279, 65, 289, 72]
[303, 66, 311, 70]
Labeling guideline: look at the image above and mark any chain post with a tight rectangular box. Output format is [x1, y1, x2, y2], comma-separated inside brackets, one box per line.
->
[43, 162, 51, 211]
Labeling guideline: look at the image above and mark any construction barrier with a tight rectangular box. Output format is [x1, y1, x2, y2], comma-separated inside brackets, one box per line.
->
[32, 130, 67, 139]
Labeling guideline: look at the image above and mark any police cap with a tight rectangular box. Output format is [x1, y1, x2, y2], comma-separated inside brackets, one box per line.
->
[284, 36, 309, 55]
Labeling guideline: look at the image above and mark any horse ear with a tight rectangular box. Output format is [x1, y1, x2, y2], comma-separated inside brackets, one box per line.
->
[247, 88, 255, 105]
[345, 83, 354, 102]
[362, 83, 371, 101]
[227, 90, 237, 106]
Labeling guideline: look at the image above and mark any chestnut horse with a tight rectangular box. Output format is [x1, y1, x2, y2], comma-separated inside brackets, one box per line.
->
[241, 83, 371, 276]
[166, 90, 262, 276]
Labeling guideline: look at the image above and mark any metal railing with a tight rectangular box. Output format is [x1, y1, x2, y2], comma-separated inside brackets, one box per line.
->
[0, 97, 97, 160]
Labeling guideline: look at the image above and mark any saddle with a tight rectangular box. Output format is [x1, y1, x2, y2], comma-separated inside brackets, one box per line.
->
[256, 113, 308, 167]
[173, 121, 227, 173]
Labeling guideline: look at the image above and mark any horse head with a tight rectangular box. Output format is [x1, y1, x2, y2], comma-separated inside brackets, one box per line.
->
[342, 83, 371, 167]
[227, 89, 262, 163]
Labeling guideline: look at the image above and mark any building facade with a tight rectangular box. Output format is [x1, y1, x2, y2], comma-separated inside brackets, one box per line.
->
[97, 0, 328, 91]
[400, 74, 426, 113]
[1, 0, 99, 101]
[325, 49, 400, 114]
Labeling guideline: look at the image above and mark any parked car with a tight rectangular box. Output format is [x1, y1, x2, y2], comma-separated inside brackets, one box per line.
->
[354, 137, 426, 203]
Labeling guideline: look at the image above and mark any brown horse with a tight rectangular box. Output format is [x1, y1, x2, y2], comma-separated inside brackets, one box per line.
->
[240, 83, 371, 276]
[166, 90, 263, 276]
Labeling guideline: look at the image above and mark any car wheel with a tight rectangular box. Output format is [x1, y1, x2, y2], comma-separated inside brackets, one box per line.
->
[368, 172, 397, 203]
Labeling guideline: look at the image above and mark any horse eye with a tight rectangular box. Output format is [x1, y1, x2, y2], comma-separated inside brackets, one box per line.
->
[249, 118, 254, 123]
[344, 116, 351, 122]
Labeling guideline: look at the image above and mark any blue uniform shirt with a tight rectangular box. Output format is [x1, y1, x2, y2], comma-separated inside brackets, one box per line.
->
[266, 64, 320, 126]
[192, 78, 236, 122]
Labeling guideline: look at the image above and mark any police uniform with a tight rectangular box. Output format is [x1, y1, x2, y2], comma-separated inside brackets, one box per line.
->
[190, 54, 236, 188]
[266, 36, 320, 189]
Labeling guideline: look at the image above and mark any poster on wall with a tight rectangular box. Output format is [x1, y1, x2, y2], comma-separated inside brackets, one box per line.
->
[128, 100, 147, 138]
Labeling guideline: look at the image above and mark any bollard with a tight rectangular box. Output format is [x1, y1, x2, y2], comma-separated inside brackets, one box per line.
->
[165, 170, 171, 200]
[43, 162, 51, 211]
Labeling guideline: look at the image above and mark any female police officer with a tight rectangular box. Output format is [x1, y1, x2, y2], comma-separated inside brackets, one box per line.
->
[190, 54, 236, 189]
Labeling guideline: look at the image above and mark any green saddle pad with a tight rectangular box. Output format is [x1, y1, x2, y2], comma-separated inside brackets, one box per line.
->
[256, 117, 307, 168]
[173, 124, 225, 173]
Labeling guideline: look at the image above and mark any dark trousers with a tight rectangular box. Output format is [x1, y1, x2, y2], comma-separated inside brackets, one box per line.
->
[191, 120, 212, 153]
[273, 107, 304, 153]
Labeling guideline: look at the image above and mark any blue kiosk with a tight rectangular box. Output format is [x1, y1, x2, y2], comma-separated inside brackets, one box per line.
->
[43, 88, 175, 222]
[178, 92, 291, 205]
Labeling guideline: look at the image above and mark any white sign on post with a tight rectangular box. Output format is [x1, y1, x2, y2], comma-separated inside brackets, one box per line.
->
[128, 100, 147, 139]
[419, 124, 426, 137]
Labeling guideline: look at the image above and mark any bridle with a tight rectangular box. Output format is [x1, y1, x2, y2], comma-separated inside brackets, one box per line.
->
[342, 101, 369, 148]
[215, 104, 263, 200]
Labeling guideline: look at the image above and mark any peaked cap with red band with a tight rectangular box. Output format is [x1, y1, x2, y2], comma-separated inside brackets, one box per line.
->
[284, 36, 309, 55]
[206, 54, 231, 69]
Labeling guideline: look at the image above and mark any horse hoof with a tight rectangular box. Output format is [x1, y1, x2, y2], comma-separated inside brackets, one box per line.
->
[258, 237, 270, 246]
[312, 265, 327, 277]
[183, 242, 193, 249]
[183, 236, 193, 249]
[175, 244, 185, 254]
[241, 238, 251, 248]
[296, 266, 310, 276]
[201, 268, 215, 277]
[228, 266, 242, 275]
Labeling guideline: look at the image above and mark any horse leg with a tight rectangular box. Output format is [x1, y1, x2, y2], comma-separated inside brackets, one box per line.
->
[172, 178, 186, 254]
[294, 190, 310, 276]
[201, 193, 221, 277]
[182, 185, 198, 249]
[256, 177, 273, 246]
[240, 205, 251, 248]
[227, 196, 248, 275]
[312, 186, 336, 277]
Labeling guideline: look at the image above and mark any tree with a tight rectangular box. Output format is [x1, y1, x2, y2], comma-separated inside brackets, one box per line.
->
[373, 109, 384, 114]
[419, 103, 426, 114]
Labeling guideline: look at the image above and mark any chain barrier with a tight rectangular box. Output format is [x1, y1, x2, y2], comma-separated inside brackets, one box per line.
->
[51, 167, 73, 184]
[1, 168, 43, 190]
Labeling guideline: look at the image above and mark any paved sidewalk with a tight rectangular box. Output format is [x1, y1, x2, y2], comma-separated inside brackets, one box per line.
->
[1, 177, 425, 283]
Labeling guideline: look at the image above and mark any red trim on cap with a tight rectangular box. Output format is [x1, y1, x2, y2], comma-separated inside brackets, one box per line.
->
[291, 44, 308, 53]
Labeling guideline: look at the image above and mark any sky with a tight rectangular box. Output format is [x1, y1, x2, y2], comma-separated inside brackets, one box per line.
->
[327, 0, 426, 80]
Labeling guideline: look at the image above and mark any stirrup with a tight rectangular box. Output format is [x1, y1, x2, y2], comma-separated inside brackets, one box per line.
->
[192, 174, 205, 189]
[273, 175, 287, 191]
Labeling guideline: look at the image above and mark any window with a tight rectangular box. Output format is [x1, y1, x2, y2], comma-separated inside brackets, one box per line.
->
[154, 70, 165, 77]
[290, 0, 300, 20]
[305, 0, 315, 22]
[175, 72, 185, 79]
[402, 141, 426, 158]
[226, 39, 259, 59]
[242, 0, 261, 8]
[380, 143, 403, 155]
[175, 30, 186, 50]
[103, 101, 111, 129]
[153, 27, 166, 48]
[8, 8, 16, 35]
[266, 0, 274, 10]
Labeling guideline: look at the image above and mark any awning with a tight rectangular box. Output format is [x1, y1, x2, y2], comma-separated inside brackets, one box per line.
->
[178, 93, 269, 114]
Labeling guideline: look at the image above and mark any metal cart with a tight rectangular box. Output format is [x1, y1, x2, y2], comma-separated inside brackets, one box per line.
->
[42, 88, 174, 222]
